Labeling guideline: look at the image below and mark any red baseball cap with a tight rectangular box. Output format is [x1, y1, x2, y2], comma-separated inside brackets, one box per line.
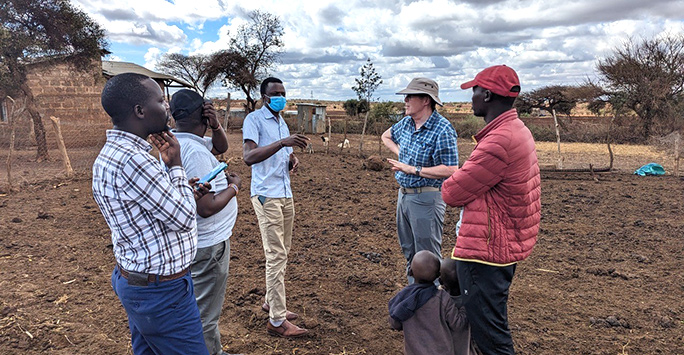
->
[460, 65, 521, 97]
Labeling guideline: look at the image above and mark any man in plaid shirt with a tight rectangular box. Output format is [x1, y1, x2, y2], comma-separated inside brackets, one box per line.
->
[92, 73, 210, 355]
[381, 77, 459, 284]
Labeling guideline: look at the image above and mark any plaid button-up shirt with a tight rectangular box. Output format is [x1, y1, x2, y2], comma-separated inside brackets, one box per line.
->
[390, 110, 459, 188]
[92, 130, 198, 275]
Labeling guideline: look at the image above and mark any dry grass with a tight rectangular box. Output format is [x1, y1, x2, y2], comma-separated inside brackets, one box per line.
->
[535, 141, 678, 173]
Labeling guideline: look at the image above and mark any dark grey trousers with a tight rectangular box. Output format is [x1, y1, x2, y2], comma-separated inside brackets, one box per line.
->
[457, 260, 517, 355]
[396, 189, 446, 284]
[191, 239, 230, 355]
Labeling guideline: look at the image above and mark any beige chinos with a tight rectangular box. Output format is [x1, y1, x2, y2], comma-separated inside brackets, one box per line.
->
[251, 196, 295, 323]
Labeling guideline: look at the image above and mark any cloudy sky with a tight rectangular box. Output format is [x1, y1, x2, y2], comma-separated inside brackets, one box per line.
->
[72, 0, 683, 102]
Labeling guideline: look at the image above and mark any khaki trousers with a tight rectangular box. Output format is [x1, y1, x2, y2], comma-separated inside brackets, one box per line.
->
[251, 196, 294, 322]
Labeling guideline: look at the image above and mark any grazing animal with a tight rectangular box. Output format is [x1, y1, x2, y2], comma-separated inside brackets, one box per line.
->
[321, 136, 329, 147]
[305, 142, 314, 154]
[337, 139, 350, 149]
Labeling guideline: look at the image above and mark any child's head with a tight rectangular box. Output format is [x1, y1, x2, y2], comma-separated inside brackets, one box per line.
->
[410, 250, 440, 284]
[439, 258, 460, 296]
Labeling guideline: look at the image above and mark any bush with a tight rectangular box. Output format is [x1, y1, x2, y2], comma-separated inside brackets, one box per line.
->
[451, 115, 486, 139]
[331, 119, 363, 134]
[523, 118, 646, 144]
[526, 123, 558, 142]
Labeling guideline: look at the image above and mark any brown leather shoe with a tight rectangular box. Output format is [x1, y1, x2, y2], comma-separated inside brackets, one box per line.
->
[261, 303, 299, 321]
[267, 320, 309, 338]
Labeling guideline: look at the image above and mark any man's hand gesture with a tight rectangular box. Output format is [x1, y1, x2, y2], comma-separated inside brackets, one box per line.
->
[280, 134, 310, 149]
[150, 131, 182, 167]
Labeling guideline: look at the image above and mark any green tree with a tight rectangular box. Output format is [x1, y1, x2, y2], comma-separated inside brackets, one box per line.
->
[352, 58, 382, 155]
[515, 85, 577, 118]
[204, 10, 283, 112]
[0, 0, 108, 161]
[369, 101, 400, 155]
[515, 85, 580, 169]
[369, 101, 399, 132]
[156, 53, 212, 97]
[597, 34, 684, 139]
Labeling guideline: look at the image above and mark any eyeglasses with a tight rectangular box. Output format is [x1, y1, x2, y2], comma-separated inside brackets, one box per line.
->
[405, 94, 426, 100]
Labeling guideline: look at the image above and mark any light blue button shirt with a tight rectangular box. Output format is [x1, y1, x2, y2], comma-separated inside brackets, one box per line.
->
[242, 105, 293, 198]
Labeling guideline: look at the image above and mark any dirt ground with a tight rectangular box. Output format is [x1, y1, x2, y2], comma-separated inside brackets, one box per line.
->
[0, 133, 682, 355]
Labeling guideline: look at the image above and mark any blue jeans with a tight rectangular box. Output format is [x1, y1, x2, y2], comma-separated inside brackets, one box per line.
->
[111, 267, 209, 355]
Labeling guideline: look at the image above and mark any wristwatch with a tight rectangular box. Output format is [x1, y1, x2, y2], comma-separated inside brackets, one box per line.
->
[415, 166, 422, 176]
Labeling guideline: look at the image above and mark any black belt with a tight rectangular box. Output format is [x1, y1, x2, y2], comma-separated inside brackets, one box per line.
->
[400, 186, 441, 194]
[117, 264, 189, 286]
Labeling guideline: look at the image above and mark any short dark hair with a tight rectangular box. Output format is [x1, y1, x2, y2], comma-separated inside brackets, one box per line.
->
[101, 73, 153, 125]
[260, 77, 283, 96]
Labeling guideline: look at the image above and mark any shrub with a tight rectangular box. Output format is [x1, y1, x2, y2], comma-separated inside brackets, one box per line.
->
[451, 115, 486, 139]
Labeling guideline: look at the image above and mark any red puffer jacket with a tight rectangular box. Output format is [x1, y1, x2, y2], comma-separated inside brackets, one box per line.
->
[442, 109, 540, 265]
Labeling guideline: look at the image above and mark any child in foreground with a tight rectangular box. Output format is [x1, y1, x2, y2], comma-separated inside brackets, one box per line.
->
[388, 251, 477, 355]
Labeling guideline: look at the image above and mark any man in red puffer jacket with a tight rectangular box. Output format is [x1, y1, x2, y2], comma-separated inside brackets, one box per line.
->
[441, 65, 541, 355]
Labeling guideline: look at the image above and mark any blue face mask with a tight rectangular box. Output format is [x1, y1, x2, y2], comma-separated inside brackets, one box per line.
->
[267, 96, 287, 112]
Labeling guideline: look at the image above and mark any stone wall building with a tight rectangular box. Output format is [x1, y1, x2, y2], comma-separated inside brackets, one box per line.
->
[0, 60, 189, 149]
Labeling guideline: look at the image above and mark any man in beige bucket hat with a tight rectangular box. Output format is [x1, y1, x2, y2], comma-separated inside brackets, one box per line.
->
[381, 77, 459, 284]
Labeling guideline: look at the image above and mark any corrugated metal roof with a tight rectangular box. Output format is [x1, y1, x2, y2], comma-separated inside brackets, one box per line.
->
[101, 61, 192, 88]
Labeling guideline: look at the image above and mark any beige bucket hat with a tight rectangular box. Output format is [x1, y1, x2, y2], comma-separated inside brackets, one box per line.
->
[396, 77, 443, 106]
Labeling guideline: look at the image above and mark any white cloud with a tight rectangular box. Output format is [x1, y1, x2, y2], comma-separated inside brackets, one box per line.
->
[73, 0, 684, 102]
[143, 47, 163, 70]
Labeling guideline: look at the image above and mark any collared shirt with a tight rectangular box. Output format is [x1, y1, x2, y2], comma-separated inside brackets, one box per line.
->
[242, 105, 293, 198]
[92, 130, 198, 275]
[175, 131, 238, 249]
[390, 110, 459, 188]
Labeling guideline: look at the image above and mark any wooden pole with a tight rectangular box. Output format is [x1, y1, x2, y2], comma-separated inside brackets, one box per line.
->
[223, 92, 231, 130]
[675, 132, 680, 177]
[326, 109, 331, 154]
[552, 108, 563, 169]
[49, 116, 73, 177]
[5, 96, 16, 192]
[28, 115, 36, 145]
[341, 115, 349, 153]
[359, 110, 369, 156]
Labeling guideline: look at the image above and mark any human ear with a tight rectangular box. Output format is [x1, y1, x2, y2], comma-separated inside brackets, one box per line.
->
[134, 105, 144, 118]
[483, 90, 492, 102]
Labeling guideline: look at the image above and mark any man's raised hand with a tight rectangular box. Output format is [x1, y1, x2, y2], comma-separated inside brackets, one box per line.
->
[150, 130, 182, 167]
[281, 134, 310, 149]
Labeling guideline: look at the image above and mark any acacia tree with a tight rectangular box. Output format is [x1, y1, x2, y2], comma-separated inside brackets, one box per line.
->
[0, 0, 108, 161]
[352, 58, 382, 155]
[204, 10, 283, 112]
[156, 53, 213, 97]
[515, 85, 577, 118]
[597, 34, 684, 139]
[516, 85, 578, 169]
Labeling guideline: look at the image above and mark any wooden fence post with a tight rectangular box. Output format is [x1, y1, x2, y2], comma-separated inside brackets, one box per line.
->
[552, 108, 563, 170]
[675, 132, 680, 177]
[49, 116, 74, 177]
[5, 97, 16, 192]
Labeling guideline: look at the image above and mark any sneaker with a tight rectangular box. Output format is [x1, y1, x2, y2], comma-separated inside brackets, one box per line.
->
[267, 320, 309, 338]
[261, 302, 299, 321]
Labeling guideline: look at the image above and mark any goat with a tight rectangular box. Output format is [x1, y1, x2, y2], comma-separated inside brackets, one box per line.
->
[305, 142, 314, 154]
[337, 139, 350, 149]
[321, 136, 329, 147]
